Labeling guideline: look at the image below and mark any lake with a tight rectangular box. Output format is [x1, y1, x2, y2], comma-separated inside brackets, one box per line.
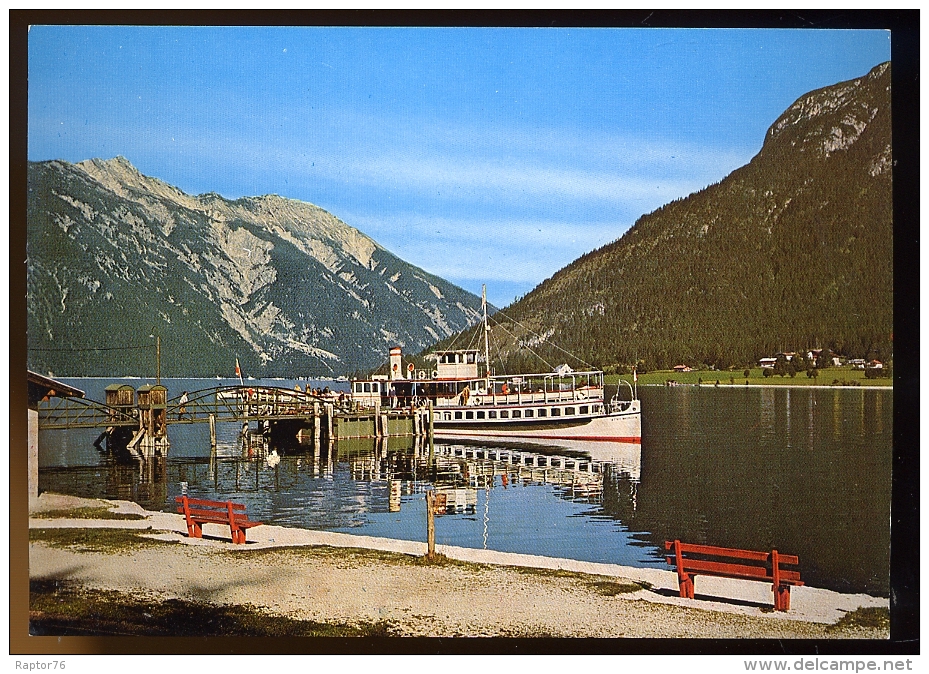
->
[38, 378, 892, 596]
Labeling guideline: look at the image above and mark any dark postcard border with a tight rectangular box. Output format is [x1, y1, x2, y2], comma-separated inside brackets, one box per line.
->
[10, 8, 919, 656]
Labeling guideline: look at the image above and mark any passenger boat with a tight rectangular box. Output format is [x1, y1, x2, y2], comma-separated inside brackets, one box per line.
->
[351, 287, 641, 444]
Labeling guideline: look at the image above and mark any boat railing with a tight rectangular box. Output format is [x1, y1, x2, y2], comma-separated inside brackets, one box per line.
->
[434, 387, 604, 407]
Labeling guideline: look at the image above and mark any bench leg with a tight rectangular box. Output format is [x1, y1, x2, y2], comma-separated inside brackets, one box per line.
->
[190, 521, 202, 538]
[677, 572, 695, 599]
[774, 585, 791, 611]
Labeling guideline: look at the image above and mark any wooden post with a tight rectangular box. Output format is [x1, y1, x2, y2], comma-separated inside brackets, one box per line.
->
[425, 490, 436, 560]
[313, 401, 321, 447]
[428, 401, 434, 461]
[325, 403, 333, 442]
[209, 414, 216, 450]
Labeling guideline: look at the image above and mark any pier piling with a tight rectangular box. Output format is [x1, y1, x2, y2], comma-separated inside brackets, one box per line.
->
[325, 403, 334, 442]
[428, 401, 435, 461]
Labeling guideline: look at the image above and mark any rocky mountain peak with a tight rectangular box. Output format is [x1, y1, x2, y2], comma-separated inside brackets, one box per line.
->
[765, 62, 890, 160]
[27, 158, 484, 377]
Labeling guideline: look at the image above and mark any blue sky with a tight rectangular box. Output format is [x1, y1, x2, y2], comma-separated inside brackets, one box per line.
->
[29, 26, 890, 307]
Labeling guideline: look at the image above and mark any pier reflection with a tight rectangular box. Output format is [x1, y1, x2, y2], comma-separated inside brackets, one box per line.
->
[37, 385, 891, 596]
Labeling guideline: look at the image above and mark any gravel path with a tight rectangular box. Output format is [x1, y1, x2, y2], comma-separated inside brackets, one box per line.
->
[28, 494, 888, 639]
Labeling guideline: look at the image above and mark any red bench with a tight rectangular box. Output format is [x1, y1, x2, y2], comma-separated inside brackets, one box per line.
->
[665, 540, 803, 611]
[176, 495, 261, 544]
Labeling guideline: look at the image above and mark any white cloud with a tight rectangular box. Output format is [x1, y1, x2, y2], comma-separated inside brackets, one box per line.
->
[341, 211, 628, 288]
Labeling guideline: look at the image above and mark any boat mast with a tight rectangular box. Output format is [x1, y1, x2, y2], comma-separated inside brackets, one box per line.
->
[482, 284, 491, 385]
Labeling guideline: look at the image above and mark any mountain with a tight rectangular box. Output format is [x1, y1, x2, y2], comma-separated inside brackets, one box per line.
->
[456, 62, 893, 372]
[27, 157, 484, 377]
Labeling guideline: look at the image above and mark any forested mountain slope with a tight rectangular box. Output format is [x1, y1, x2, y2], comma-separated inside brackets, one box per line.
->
[461, 62, 892, 372]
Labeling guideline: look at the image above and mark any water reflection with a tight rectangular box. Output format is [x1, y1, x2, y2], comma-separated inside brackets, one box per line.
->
[37, 382, 892, 596]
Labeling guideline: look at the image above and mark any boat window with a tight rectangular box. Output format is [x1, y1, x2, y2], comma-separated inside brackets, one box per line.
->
[566, 407, 575, 415]
[500, 410, 510, 419]
[465, 411, 474, 419]
[466, 352, 475, 363]
[354, 383, 362, 393]
[524, 409, 534, 418]
[488, 410, 497, 419]
[512, 410, 521, 418]
[454, 411, 463, 420]
[363, 383, 371, 393]
[551, 408, 561, 417]
[476, 411, 485, 419]
[593, 405, 601, 413]
[372, 383, 380, 393]
[579, 406, 588, 414]
[537, 408, 547, 417]
[444, 412, 451, 421]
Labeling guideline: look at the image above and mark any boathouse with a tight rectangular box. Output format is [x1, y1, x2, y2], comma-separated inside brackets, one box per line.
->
[27, 371, 85, 507]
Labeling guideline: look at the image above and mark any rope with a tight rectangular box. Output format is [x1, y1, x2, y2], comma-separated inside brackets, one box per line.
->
[490, 308, 596, 370]
[488, 315, 556, 372]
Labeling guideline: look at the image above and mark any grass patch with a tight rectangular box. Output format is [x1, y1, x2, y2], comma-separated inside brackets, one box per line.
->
[29, 527, 171, 553]
[828, 607, 890, 633]
[509, 566, 590, 580]
[508, 566, 652, 594]
[29, 581, 398, 637]
[410, 552, 479, 569]
[32, 507, 146, 521]
[230, 544, 484, 571]
[607, 367, 892, 388]
[586, 580, 649, 596]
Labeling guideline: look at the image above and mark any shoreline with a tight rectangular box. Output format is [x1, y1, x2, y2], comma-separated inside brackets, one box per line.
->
[28, 493, 889, 638]
[640, 383, 892, 390]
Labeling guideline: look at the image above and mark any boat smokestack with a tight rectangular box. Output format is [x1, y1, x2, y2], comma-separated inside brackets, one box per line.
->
[389, 346, 404, 380]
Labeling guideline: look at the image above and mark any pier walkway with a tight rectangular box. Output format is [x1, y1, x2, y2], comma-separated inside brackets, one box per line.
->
[37, 385, 338, 430]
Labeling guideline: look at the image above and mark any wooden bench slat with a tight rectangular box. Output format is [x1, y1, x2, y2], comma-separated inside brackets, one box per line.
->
[666, 557, 803, 584]
[176, 496, 247, 510]
[178, 510, 259, 522]
[178, 514, 261, 527]
[178, 507, 255, 520]
[664, 541, 799, 565]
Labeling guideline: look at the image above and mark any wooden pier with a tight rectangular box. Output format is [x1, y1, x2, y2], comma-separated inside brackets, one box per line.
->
[38, 384, 432, 459]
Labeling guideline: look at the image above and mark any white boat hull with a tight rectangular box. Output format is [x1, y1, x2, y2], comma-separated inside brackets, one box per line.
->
[433, 405, 641, 444]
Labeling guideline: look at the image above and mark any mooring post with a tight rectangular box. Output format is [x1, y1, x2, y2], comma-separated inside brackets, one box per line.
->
[425, 489, 436, 560]
[428, 401, 435, 461]
[313, 401, 321, 447]
[325, 403, 333, 442]
[209, 414, 216, 450]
